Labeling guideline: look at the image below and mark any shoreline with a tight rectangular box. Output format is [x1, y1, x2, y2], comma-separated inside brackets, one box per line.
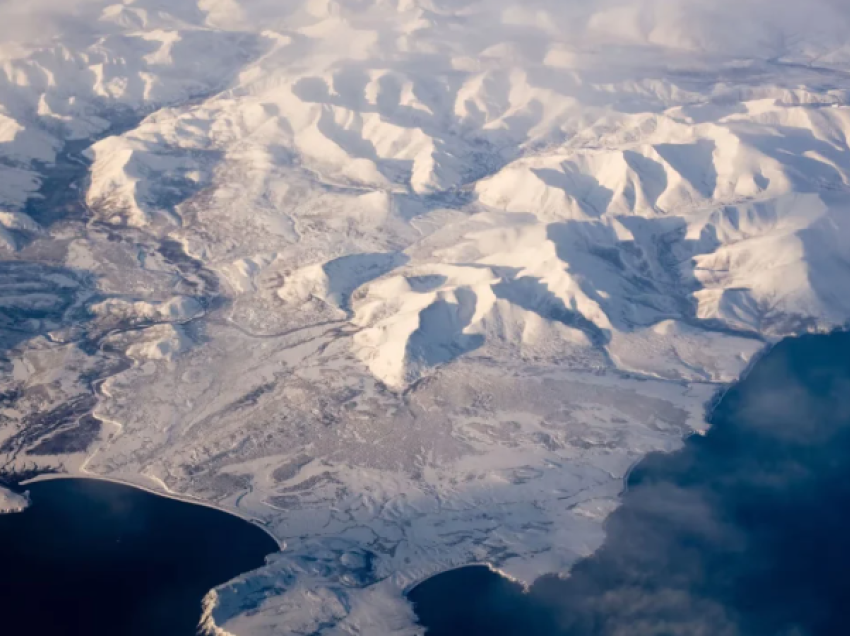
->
[10, 331, 843, 634]
[21, 472, 285, 550]
[403, 562, 532, 596]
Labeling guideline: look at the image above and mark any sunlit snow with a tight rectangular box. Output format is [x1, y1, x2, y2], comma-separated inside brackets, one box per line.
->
[1, 1, 850, 634]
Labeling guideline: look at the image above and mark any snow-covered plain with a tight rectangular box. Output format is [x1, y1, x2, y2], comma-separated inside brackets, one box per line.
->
[2, 0, 850, 633]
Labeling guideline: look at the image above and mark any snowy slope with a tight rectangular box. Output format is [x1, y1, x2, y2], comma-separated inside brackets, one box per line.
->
[1, 1, 850, 635]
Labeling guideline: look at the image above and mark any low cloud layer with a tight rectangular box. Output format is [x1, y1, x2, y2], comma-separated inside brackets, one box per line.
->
[1, 0, 848, 57]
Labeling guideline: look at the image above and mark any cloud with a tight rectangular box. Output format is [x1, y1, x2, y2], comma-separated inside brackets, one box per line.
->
[0, 0, 106, 46]
[2, 0, 848, 54]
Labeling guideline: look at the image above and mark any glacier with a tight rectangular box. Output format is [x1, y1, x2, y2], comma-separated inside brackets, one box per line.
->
[1, 0, 850, 634]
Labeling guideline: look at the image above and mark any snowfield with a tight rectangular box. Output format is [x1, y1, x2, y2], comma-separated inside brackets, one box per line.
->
[1, 0, 850, 634]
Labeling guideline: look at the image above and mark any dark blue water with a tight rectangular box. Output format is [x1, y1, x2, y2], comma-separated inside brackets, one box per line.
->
[410, 331, 850, 636]
[0, 478, 277, 636]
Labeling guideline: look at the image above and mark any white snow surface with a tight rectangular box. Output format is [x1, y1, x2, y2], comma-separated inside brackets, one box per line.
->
[1, 0, 850, 634]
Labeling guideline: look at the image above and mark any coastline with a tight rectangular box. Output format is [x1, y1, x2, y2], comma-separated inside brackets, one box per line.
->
[22, 472, 285, 550]
[11, 335, 840, 636]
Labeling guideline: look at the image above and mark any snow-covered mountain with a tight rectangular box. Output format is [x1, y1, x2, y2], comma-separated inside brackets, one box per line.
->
[2, 1, 850, 634]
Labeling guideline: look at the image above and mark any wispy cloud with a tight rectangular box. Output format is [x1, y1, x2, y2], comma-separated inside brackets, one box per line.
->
[0, 0, 105, 47]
